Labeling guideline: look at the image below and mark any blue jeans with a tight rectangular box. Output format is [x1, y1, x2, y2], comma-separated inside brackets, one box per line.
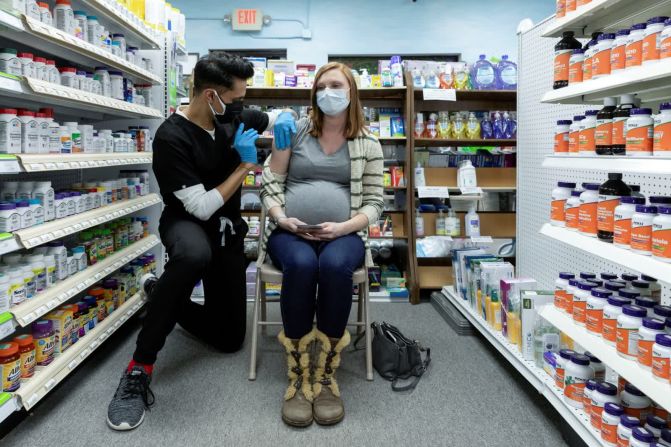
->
[267, 229, 365, 339]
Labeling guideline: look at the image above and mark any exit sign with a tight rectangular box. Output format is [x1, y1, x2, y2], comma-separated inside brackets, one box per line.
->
[232, 8, 263, 31]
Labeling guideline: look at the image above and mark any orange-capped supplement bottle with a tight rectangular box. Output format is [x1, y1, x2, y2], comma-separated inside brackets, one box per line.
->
[13, 334, 35, 380]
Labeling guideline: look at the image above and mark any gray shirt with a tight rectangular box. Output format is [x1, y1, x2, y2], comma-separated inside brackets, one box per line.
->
[284, 118, 351, 225]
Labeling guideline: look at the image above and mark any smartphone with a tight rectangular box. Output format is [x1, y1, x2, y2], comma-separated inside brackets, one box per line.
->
[296, 225, 323, 232]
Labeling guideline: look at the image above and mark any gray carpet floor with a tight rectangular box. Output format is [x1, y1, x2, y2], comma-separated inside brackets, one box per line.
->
[2, 302, 572, 447]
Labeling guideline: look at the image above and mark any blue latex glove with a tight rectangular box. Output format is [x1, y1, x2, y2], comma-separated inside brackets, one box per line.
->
[273, 111, 297, 150]
[233, 123, 259, 164]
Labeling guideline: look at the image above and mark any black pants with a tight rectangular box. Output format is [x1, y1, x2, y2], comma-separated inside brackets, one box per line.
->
[133, 216, 248, 364]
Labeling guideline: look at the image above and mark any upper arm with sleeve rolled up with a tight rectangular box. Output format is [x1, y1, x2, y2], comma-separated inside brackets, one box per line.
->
[358, 141, 385, 224]
[261, 155, 287, 210]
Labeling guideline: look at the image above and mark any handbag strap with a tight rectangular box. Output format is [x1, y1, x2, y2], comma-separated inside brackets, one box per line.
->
[391, 347, 431, 392]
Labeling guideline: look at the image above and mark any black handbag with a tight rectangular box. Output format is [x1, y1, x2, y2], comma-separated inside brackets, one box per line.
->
[370, 321, 431, 392]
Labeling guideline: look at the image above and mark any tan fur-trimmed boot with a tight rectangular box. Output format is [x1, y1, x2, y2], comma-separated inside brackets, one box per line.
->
[278, 329, 316, 427]
[312, 329, 351, 425]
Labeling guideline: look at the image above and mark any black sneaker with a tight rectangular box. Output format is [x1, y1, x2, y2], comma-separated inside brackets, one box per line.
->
[140, 273, 158, 300]
[107, 366, 155, 431]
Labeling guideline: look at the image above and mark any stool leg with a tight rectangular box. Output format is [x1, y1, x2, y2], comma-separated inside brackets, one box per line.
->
[357, 282, 364, 335]
[261, 281, 267, 336]
[248, 276, 262, 381]
[364, 280, 373, 381]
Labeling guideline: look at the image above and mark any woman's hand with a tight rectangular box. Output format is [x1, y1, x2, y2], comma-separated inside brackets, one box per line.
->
[277, 217, 321, 241]
[314, 222, 348, 241]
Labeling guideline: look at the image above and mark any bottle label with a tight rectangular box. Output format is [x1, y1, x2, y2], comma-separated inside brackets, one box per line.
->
[579, 126, 596, 152]
[1, 358, 20, 392]
[595, 120, 613, 146]
[555, 367, 565, 389]
[623, 406, 650, 424]
[612, 118, 627, 145]
[637, 339, 655, 367]
[614, 217, 632, 246]
[597, 195, 620, 232]
[652, 228, 671, 259]
[652, 349, 670, 380]
[661, 35, 671, 59]
[631, 222, 652, 251]
[568, 130, 580, 153]
[568, 61, 583, 83]
[554, 132, 569, 153]
[616, 326, 639, 357]
[625, 40, 643, 67]
[579, 202, 598, 235]
[551, 199, 567, 222]
[20, 349, 35, 379]
[564, 376, 586, 403]
[617, 432, 630, 447]
[583, 56, 593, 80]
[653, 121, 671, 152]
[610, 44, 626, 70]
[602, 317, 617, 343]
[576, 0, 589, 5]
[590, 406, 604, 430]
[565, 205, 580, 229]
[586, 306, 603, 333]
[573, 300, 587, 324]
[601, 421, 617, 444]
[554, 49, 573, 82]
[642, 32, 661, 62]
[554, 289, 566, 310]
[593, 49, 611, 76]
[626, 123, 653, 153]
[565, 292, 574, 314]
[566, 0, 576, 10]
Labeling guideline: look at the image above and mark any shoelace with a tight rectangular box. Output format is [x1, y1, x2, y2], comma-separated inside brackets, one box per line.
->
[118, 372, 156, 408]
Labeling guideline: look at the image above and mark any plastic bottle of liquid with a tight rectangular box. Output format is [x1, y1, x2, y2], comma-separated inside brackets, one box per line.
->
[466, 112, 481, 139]
[414, 113, 425, 139]
[457, 160, 477, 188]
[425, 69, 440, 89]
[439, 65, 455, 89]
[426, 113, 438, 138]
[496, 55, 517, 90]
[465, 206, 481, 237]
[437, 112, 451, 138]
[597, 173, 632, 243]
[503, 112, 516, 139]
[454, 64, 471, 90]
[555, 31, 583, 89]
[481, 114, 494, 139]
[381, 67, 393, 87]
[493, 112, 506, 139]
[453, 113, 466, 139]
[471, 55, 496, 90]
[414, 162, 426, 187]
[436, 209, 447, 236]
[390, 55, 404, 87]
[596, 97, 618, 155]
[446, 208, 461, 237]
[415, 209, 425, 237]
[411, 68, 425, 88]
[612, 94, 637, 155]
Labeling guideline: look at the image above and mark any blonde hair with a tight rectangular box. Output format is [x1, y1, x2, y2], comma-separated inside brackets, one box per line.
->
[309, 62, 366, 139]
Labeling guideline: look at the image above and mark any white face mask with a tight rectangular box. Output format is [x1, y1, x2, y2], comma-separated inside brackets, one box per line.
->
[316, 88, 350, 116]
[207, 90, 226, 118]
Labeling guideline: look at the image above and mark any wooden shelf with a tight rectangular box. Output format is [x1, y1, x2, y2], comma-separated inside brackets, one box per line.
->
[418, 265, 453, 289]
[418, 212, 516, 238]
[417, 257, 452, 266]
[423, 167, 517, 189]
[415, 138, 516, 147]
[244, 86, 407, 102]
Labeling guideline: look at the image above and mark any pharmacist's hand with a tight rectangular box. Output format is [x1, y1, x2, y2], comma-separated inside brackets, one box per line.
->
[233, 123, 259, 165]
[273, 112, 297, 150]
[314, 222, 347, 241]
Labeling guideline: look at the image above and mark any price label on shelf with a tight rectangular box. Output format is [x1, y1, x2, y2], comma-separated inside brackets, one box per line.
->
[460, 187, 483, 195]
[0, 314, 15, 340]
[417, 186, 450, 199]
[423, 88, 457, 101]
[470, 236, 493, 244]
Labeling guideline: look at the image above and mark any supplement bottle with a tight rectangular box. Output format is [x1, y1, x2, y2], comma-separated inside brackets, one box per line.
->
[662, 18, 671, 59]
[615, 197, 645, 247]
[592, 33, 615, 78]
[0, 108, 21, 154]
[8, 268, 26, 305]
[54, 0, 74, 34]
[573, 281, 597, 325]
[33, 56, 45, 81]
[619, 287, 640, 303]
[598, 173, 631, 242]
[621, 383, 652, 423]
[32, 319, 55, 367]
[605, 281, 626, 295]
[660, 429, 671, 447]
[626, 23, 648, 68]
[569, 115, 584, 154]
[653, 102, 671, 155]
[596, 98, 618, 154]
[555, 121, 572, 154]
[591, 381, 620, 431]
[586, 351, 606, 380]
[569, 49, 584, 84]
[13, 334, 35, 380]
[0, 274, 9, 314]
[555, 272, 575, 312]
[586, 287, 613, 334]
[654, 305, 671, 321]
[634, 297, 655, 316]
[564, 353, 594, 408]
[638, 318, 666, 369]
[630, 427, 655, 447]
[0, 48, 22, 76]
[0, 202, 19, 233]
[33, 181, 54, 222]
[17, 52, 34, 78]
[554, 31, 582, 89]
[59, 67, 76, 88]
[644, 415, 667, 440]
[579, 183, 600, 237]
[642, 16, 669, 64]
[583, 379, 597, 415]
[617, 305, 648, 359]
[565, 190, 582, 230]
[551, 181, 576, 226]
[612, 94, 637, 155]
[17, 109, 38, 153]
[618, 415, 642, 446]
[631, 205, 657, 255]
[583, 32, 603, 81]
[0, 342, 21, 392]
[602, 403, 625, 446]
[565, 278, 581, 315]
[651, 333, 671, 382]
[626, 108, 654, 155]
[47, 240, 68, 281]
[628, 184, 644, 199]
[555, 348, 575, 389]
[579, 110, 599, 154]
[610, 29, 629, 73]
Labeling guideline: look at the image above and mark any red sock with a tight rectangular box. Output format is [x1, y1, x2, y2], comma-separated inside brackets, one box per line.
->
[127, 359, 154, 376]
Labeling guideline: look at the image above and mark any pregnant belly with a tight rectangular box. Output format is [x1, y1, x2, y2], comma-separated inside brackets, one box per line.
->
[284, 181, 351, 225]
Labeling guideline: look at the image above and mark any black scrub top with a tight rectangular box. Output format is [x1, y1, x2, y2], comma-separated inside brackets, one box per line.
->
[152, 109, 268, 234]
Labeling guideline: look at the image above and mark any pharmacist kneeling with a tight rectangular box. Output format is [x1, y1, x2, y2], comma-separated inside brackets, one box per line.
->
[106, 53, 297, 431]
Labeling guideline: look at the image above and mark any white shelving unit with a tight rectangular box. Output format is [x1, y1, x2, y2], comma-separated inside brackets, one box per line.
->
[441, 287, 607, 447]
[543, 154, 671, 174]
[542, 58, 671, 105]
[541, 0, 671, 38]
[15, 292, 146, 410]
[539, 224, 671, 281]
[9, 235, 159, 328]
[540, 306, 671, 411]
[15, 152, 153, 173]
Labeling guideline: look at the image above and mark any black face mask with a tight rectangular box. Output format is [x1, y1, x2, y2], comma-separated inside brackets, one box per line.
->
[215, 100, 244, 125]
